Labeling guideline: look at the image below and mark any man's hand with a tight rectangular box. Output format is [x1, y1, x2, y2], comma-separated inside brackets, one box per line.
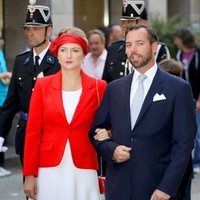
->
[150, 189, 170, 200]
[113, 145, 132, 163]
[24, 175, 37, 200]
[196, 99, 200, 112]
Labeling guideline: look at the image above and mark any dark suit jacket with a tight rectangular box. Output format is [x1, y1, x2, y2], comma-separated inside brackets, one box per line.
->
[0, 49, 60, 156]
[90, 67, 196, 200]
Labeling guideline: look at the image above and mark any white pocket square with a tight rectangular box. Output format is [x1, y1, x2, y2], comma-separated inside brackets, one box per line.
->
[153, 93, 166, 102]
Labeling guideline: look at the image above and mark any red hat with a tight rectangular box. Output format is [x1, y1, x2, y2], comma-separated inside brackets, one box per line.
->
[49, 34, 88, 57]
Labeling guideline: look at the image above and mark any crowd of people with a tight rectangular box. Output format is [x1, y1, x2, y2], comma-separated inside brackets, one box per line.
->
[0, 0, 199, 200]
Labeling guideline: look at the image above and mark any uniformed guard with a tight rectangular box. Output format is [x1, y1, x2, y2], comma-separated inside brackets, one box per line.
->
[102, 0, 170, 83]
[0, 0, 60, 167]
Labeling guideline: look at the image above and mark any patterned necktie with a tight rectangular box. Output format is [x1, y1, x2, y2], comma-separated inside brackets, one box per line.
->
[34, 55, 40, 73]
[131, 74, 147, 129]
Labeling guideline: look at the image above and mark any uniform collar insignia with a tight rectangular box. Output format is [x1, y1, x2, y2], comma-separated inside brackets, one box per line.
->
[47, 56, 54, 64]
[24, 57, 31, 65]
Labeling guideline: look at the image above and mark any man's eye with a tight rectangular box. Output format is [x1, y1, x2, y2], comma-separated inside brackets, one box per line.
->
[137, 42, 143, 46]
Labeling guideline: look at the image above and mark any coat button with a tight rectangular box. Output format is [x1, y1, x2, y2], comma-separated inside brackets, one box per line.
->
[33, 77, 37, 80]
[32, 88, 34, 91]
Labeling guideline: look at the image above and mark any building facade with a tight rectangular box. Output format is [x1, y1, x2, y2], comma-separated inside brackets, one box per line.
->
[0, 0, 200, 70]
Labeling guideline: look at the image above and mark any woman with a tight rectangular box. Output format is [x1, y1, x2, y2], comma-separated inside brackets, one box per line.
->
[0, 38, 12, 177]
[23, 27, 107, 200]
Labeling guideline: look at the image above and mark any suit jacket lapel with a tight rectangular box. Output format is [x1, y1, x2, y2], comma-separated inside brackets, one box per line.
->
[121, 73, 133, 131]
[134, 68, 164, 127]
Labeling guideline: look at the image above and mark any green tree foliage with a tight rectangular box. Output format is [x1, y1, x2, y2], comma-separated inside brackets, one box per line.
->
[150, 13, 189, 58]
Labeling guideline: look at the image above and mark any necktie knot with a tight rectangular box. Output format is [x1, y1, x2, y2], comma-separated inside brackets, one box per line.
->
[138, 74, 147, 83]
[35, 55, 40, 65]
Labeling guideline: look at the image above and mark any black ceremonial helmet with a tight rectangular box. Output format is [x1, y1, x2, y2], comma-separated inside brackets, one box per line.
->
[23, 0, 52, 27]
[121, 0, 148, 20]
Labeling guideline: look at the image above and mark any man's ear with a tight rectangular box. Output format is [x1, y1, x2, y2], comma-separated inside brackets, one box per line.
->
[152, 41, 158, 55]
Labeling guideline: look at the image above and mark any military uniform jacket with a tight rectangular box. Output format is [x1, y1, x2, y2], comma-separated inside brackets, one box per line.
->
[102, 40, 170, 83]
[0, 49, 60, 155]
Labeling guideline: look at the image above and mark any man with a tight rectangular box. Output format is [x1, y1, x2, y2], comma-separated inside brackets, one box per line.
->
[102, 0, 170, 83]
[90, 25, 196, 200]
[82, 29, 107, 79]
[0, 1, 60, 165]
[108, 24, 123, 46]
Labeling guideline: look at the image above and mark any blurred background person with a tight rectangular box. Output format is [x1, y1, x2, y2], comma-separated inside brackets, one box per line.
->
[108, 24, 123, 47]
[174, 27, 200, 174]
[159, 59, 183, 77]
[82, 29, 107, 79]
[0, 37, 12, 177]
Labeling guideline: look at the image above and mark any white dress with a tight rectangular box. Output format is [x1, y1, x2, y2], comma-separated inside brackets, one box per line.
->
[36, 89, 100, 200]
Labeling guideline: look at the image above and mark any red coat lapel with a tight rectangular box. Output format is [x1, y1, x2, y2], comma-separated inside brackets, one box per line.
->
[72, 70, 95, 123]
[50, 71, 68, 124]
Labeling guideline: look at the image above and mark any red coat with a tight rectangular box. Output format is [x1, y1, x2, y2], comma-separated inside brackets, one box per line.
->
[23, 70, 107, 176]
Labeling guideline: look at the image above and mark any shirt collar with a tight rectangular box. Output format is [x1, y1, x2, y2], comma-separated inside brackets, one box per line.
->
[133, 63, 158, 82]
[33, 43, 51, 63]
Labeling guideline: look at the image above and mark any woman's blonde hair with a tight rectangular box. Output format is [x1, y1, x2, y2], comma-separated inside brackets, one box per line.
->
[58, 26, 88, 45]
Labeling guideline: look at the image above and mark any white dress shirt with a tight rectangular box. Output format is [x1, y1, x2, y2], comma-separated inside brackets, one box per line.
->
[130, 63, 158, 111]
[82, 49, 107, 79]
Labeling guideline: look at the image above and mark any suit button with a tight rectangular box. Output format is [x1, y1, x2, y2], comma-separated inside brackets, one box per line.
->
[131, 137, 134, 142]
[32, 88, 34, 91]
[33, 77, 37, 81]
[16, 124, 19, 128]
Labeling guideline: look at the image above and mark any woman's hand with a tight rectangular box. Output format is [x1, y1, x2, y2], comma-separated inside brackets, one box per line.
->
[94, 128, 111, 141]
[24, 175, 37, 200]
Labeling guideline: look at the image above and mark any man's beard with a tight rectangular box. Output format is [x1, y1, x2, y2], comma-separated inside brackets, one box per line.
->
[129, 51, 153, 69]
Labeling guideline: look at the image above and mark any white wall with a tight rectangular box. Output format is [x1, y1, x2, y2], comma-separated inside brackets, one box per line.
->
[147, 0, 167, 20]
[51, 0, 74, 35]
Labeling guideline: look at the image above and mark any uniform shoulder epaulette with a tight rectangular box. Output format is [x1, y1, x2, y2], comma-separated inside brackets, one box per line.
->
[108, 40, 124, 50]
[16, 48, 31, 57]
[111, 40, 124, 45]
[158, 42, 166, 46]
